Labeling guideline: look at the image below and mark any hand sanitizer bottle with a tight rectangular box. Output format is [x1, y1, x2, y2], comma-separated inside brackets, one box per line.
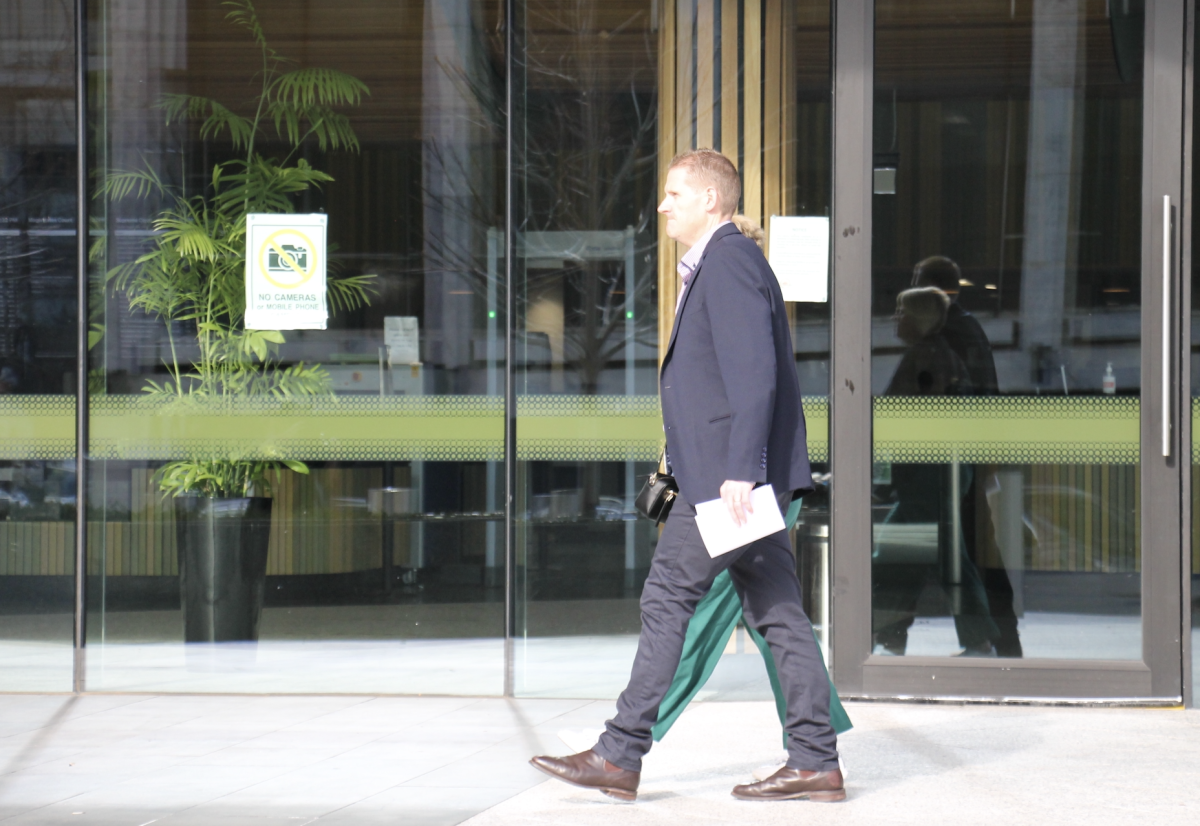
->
[1102, 362, 1116, 395]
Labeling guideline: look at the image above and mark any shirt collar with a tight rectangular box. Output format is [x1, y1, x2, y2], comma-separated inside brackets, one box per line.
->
[676, 220, 732, 282]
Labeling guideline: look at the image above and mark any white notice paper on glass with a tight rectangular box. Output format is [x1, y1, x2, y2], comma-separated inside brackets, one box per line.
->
[384, 316, 420, 365]
[767, 216, 829, 303]
[693, 484, 786, 558]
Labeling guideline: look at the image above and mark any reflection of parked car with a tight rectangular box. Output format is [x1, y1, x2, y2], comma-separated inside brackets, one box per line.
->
[528, 492, 632, 521]
[0, 461, 78, 520]
[594, 496, 634, 522]
[530, 489, 582, 520]
[0, 489, 32, 508]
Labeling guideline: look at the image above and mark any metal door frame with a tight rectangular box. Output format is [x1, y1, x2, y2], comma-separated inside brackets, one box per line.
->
[1178, 0, 1196, 708]
[829, 0, 1189, 702]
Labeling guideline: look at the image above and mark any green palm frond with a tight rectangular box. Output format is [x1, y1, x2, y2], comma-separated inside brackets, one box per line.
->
[99, 166, 166, 201]
[302, 109, 360, 153]
[270, 68, 368, 109]
[213, 158, 334, 216]
[327, 273, 378, 314]
[88, 232, 106, 264]
[208, 258, 250, 320]
[105, 260, 141, 290]
[222, 0, 269, 53]
[266, 101, 361, 152]
[240, 329, 286, 361]
[123, 259, 187, 319]
[160, 93, 255, 150]
[153, 215, 222, 262]
[260, 362, 331, 399]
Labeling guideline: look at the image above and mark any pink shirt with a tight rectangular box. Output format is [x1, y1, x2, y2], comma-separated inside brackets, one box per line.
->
[675, 221, 732, 315]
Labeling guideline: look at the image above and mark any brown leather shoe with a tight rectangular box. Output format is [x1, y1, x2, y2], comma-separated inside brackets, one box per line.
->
[529, 749, 640, 801]
[731, 766, 845, 802]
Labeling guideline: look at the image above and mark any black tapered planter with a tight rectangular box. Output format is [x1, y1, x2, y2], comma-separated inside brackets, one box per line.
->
[175, 495, 272, 642]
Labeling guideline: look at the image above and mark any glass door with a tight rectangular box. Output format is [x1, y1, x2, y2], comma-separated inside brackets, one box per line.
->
[833, 0, 1186, 699]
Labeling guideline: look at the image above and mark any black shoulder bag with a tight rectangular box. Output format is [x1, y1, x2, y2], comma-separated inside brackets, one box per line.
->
[634, 455, 678, 524]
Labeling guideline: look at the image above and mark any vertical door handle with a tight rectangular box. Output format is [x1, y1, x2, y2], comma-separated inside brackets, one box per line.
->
[1162, 195, 1172, 458]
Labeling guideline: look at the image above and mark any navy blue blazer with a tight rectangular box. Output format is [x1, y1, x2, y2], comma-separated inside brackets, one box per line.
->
[660, 223, 814, 505]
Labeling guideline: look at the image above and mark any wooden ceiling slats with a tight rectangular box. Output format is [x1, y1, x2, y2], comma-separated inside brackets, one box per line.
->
[168, 2, 1136, 143]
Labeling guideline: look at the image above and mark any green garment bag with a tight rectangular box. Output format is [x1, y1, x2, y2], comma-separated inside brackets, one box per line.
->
[650, 499, 852, 745]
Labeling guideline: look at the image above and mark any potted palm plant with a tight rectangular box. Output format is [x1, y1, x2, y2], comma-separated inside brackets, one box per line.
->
[98, 1, 375, 642]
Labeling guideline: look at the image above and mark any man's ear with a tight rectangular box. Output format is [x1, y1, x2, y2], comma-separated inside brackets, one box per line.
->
[705, 186, 720, 213]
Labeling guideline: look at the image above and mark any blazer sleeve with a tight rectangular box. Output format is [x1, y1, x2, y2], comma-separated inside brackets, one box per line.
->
[702, 242, 777, 484]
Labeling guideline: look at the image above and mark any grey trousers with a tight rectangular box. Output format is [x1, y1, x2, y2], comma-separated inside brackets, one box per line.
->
[594, 492, 840, 773]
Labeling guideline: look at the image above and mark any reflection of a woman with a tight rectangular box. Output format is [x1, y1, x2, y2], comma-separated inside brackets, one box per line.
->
[874, 287, 1000, 656]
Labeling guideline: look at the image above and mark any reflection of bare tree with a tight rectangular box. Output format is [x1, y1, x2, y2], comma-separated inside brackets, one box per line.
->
[420, 0, 504, 376]
[416, 1, 659, 394]
[520, 1, 659, 395]
[419, 135, 500, 287]
[517, 1, 659, 523]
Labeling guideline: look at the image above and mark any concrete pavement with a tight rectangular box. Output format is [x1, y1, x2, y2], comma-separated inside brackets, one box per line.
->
[468, 700, 1200, 826]
[1, 693, 1197, 825]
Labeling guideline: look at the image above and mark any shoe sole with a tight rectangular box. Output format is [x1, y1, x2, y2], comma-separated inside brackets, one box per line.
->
[731, 788, 847, 802]
[528, 759, 637, 801]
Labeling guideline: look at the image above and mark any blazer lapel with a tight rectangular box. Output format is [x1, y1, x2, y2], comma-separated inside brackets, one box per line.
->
[662, 223, 741, 371]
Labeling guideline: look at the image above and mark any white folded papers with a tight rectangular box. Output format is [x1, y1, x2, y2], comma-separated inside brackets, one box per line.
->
[693, 484, 786, 558]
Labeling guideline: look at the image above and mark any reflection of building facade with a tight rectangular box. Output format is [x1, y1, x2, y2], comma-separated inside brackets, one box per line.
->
[0, 0, 1197, 707]
[0, 3, 76, 394]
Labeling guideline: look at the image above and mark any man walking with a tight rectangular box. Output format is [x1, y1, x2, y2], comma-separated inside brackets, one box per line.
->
[529, 149, 843, 802]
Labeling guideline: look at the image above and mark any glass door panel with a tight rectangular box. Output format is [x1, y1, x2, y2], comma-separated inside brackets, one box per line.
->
[512, 0, 664, 698]
[86, 0, 506, 694]
[870, 0, 1143, 659]
[512, 0, 834, 697]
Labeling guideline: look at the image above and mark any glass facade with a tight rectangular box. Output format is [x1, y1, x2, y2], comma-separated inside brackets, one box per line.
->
[0, 0, 1193, 702]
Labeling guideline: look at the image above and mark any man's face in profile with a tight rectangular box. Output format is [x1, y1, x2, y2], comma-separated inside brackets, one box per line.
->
[658, 166, 717, 248]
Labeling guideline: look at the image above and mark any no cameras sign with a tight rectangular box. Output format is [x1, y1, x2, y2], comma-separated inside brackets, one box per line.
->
[245, 213, 328, 330]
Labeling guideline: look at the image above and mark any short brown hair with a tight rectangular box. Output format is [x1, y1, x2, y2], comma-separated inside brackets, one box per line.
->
[912, 256, 962, 293]
[669, 149, 741, 216]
